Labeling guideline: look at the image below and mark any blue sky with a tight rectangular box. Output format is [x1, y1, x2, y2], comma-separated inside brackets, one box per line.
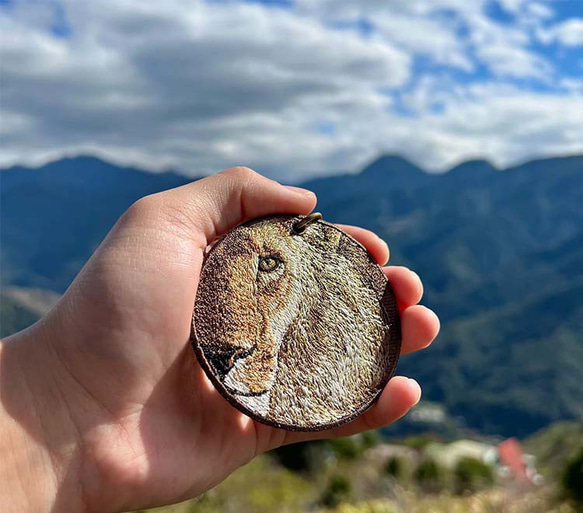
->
[1, 0, 582, 180]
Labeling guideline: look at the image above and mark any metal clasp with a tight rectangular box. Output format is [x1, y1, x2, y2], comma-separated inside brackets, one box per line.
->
[292, 212, 322, 234]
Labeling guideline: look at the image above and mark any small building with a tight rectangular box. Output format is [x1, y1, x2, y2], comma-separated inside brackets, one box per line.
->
[496, 438, 543, 486]
[421, 437, 543, 486]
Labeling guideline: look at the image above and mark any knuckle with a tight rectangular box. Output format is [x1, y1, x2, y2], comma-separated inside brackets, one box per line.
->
[125, 193, 162, 221]
[222, 165, 258, 182]
[111, 190, 203, 247]
[124, 192, 190, 233]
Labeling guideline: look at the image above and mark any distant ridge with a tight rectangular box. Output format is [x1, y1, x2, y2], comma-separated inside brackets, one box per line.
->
[2, 152, 580, 179]
[447, 159, 497, 175]
[1, 155, 190, 195]
[360, 155, 424, 179]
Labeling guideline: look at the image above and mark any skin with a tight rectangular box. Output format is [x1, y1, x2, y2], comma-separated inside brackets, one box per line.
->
[0, 167, 440, 513]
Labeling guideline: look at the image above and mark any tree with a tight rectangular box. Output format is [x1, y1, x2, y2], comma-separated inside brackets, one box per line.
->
[453, 457, 494, 494]
[562, 449, 583, 503]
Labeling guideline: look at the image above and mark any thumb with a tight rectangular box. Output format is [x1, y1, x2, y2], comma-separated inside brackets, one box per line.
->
[145, 166, 317, 246]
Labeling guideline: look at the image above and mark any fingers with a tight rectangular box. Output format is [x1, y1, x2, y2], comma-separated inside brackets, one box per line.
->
[338, 224, 389, 265]
[383, 266, 423, 308]
[283, 376, 421, 445]
[138, 167, 317, 246]
[382, 266, 438, 354]
[347, 376, 421, 434]
[401, 305, 440, 354]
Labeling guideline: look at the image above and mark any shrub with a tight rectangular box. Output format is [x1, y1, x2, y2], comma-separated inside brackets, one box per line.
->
[327, 437, 362, 461]
[326, 432, 379, 462]
[402, 434, 438, 451]
[320, 474, 353, 508]
[413, 458, 448, 494]
[361, 431, 380, 450]
[271, 440, 323, 473]
[384, 456, 407, 481]
[453, 457, 494, 494]
[562, 448, 583, 503]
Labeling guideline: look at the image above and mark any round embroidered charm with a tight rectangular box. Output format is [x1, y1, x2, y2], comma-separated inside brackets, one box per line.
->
[191, 214, 401, 431]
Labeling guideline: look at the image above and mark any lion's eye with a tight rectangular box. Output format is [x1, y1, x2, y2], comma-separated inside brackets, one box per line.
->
[258, 256, 281, 273]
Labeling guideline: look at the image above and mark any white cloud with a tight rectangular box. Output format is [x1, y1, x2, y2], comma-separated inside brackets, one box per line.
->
[0, 0, 581, 180]
[560, 77, 583, 94]
[1, 0, 410, 178]
[337, 78, 583, 173]
[401, 81, 583, 169]
[497, 0, 526, 14]
[539, 18, 583, 46]
[295, 0, 552, 79]
[496, 0, 554, 21]
[371, 13, 473, 71]
[526, 2, 554, 20]
[463, 9, 553, 79]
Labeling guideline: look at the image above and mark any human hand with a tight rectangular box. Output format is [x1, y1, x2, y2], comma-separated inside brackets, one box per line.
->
[0, 167, 439, 512]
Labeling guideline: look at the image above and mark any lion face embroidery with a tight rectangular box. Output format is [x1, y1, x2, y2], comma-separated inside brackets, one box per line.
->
[192, 215, 401, 431]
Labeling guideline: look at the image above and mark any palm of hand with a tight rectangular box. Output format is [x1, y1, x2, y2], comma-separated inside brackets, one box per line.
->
[59, 208, 268, 509]
[35, 168, 438, 512]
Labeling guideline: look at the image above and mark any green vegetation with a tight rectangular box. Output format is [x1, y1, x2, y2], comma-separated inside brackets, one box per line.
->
[413, 458, 448, 494]
[320, 474, 353, 508]
[453, 457, 494, 495]
[360, 431, 380, 450]
[131, 425, 583, 513]
[383, 456, 408, 481]
[320, 491, 575, 513]
[270, 434, 379, 474]
[401, 434, 440, 450]
[526, 422, 583, 478]
[176, 456, 312, 513]
[271, 440, 323, 473]
[562, 449, 583, 504]
[327, 434, 379, 462]
[332, 501, 395, 513]
[327, 438, 362, 462]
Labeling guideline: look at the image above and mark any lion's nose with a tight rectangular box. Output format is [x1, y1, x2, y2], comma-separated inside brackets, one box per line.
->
[208, 345, 256, 379]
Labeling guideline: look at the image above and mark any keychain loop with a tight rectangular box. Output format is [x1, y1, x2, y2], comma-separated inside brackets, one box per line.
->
[292, 212, 322, 234]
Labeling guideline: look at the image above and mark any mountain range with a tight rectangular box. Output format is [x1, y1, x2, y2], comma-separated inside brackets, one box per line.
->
[1, 154, 582, 438]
